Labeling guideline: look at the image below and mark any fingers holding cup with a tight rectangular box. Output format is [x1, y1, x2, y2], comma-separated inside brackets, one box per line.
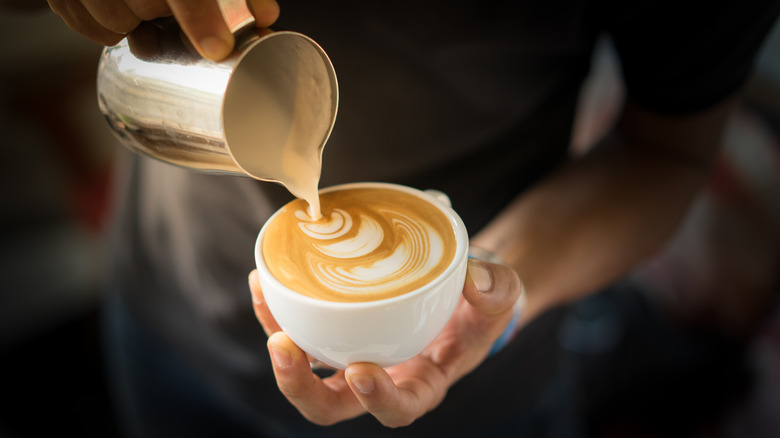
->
[422, 258, 524, 372]
[267, 332, 365, 426]
[461, 259, 524, 354]
[248, 269, 281, 337]
[464, 259, 523, 323]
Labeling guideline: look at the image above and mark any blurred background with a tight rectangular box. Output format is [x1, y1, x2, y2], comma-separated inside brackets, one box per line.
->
[0, 5, 119, 438]
[0, 5, 778, 438]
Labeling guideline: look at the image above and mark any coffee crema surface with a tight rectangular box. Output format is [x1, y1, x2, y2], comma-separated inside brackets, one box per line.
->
[262, 187, 457, 302]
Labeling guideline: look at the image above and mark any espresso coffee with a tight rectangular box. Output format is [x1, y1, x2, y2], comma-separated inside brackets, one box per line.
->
[262, 187, 457, 302]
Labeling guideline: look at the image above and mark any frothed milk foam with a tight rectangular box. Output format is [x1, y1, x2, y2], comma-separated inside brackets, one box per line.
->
[262, 188, 457, 302]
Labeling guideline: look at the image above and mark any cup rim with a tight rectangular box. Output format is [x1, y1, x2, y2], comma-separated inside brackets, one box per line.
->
[254, 182, 469, 309]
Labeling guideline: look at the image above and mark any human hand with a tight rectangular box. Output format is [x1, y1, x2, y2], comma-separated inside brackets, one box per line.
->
[248, 259, 523, 427]
[47, 0, 279, 60]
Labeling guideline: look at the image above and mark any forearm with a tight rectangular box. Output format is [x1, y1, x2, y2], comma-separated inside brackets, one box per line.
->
[472, 98, 737, 322]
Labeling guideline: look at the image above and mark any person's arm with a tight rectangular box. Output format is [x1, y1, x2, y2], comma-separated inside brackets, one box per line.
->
[46, 0, 279, 60]
[472, 95, 738, 324]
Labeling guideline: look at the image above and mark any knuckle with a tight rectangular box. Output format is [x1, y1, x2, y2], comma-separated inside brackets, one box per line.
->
[94, 33, 125, 46]
[277, 381, 306, 400]
[50, 6, 125, 45]
[507, 270, 524, 302]
[304, 412, 340, 427]
[380, 414, 416, 429]
[126, 0, 170, 21]
[370, 396, 433, 429]
[496, 266, 523, 304]
[103, 15, 139, 34]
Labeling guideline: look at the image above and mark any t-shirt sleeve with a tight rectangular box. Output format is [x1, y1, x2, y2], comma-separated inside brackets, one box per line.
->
[607, 0, 780, 114]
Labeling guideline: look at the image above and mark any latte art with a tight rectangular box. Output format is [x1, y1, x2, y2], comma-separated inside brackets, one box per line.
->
[262, 188, 457, 302]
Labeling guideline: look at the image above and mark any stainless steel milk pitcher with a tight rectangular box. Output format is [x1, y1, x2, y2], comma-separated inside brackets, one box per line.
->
[96, 0, 338, 183]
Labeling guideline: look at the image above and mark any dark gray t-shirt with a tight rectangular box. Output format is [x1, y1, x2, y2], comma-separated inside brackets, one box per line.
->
[108, 0, 779, 435]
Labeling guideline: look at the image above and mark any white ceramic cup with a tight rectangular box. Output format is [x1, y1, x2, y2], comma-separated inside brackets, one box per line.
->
[254, 182, 469, 369]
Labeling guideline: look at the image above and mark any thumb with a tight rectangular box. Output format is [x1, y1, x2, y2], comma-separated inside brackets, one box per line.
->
[457, 259, 525, 353]
[463, 259, 524, 319]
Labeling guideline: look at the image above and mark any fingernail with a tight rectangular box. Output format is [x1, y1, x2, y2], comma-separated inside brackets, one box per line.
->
[349, 374, 375, 394]
[199, 35, 231, 60]
[269, 344, 292, 369]
[468, 259, 493, 292]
